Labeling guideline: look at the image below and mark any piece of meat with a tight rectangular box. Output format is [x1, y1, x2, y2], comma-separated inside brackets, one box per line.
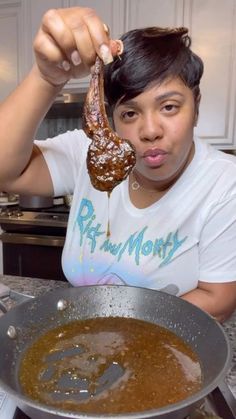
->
[82, 56, 136, 193]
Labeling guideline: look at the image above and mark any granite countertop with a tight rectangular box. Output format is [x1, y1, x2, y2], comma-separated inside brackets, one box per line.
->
[0, 274, 70, 297]
[0, 274, 235, 419]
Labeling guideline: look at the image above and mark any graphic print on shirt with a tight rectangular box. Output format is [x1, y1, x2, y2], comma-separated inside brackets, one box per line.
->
[66, 197, 188, 282]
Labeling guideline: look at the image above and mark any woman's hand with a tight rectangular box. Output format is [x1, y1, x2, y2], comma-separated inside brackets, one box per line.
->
[0, 6, 123, 197]
[33, 7, 119, 87]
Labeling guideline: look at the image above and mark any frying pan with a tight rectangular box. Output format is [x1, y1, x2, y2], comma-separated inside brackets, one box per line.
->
[0, 285, 231, 419]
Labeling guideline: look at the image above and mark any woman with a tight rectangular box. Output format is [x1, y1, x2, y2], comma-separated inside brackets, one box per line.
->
[0, 7, 235, 322]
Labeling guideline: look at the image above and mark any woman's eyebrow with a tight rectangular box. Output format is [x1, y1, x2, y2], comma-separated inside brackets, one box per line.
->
[117, 99, 139, 108]
[118, 91, 184, 108]
[155, 91, 185, 101]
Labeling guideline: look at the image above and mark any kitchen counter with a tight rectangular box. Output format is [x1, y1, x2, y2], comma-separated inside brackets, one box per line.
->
[0, 274, 70, 297]
[0, 274, 235, 419]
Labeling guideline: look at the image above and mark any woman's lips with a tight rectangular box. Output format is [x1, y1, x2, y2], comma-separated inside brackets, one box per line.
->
[142, 149, 168, 167]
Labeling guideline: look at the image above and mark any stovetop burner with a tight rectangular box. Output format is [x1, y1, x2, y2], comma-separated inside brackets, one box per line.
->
[0, 204, 69, 217]
[0, 204, 69, 229]
[35, 213, 68, 222]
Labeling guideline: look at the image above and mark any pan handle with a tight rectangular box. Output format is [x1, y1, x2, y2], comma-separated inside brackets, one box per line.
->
[0, 283, 9, 314]
[0, 283, 34, 315]
[0, 300, 7, 314]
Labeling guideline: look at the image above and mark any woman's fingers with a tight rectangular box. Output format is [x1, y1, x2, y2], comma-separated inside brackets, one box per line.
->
[79, 10, 113, 64]
[34, 28, 65, 66]
[33, 7, 120, 86]
[51, 7, 113, 66]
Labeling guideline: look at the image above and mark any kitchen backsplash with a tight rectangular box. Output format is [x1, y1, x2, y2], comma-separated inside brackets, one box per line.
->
[35, 94, 85, 140]
[36, 117, 82, 140]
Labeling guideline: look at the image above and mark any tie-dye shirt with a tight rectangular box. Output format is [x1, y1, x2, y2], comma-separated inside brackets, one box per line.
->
[36, 130, 236, 296]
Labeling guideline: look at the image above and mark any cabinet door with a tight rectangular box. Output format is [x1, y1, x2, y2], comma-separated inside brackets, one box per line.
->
[68, 0, 124, 39]
[24, 0, 66, 74]
[184, 0, 236, 149]
[124, 0, 184, 30]
[2, 242, 67, 281]
[0, 0, 25, 100]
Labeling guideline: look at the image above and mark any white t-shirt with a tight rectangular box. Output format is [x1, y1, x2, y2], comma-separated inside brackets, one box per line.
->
[36, 130, 236, 296]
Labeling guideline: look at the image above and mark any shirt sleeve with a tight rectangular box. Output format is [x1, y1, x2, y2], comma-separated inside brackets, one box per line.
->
[35, 129, 89, 196]
[199, 194, 236, 282]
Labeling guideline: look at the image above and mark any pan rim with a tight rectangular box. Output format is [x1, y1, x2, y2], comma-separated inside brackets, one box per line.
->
[0, 284, 232, 418]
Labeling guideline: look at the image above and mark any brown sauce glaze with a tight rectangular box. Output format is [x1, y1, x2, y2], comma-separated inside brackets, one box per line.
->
[82, 57, 136, 193]
[106, 192, 111, 237]
[19, 317, 202, 414]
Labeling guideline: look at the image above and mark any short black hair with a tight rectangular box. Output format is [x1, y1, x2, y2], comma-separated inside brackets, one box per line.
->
[104, 27, 204, 107]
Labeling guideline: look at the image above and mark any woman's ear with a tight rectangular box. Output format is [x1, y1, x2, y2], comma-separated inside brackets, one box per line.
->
[194, 93, 201, 126]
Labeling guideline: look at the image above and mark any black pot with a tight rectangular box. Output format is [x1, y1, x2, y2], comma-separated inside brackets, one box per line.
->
[19, 194, 53, 209]
[0, 285, 232, 418]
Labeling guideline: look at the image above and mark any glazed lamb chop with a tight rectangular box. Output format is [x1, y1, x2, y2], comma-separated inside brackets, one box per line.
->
[82, 56, 136, 193]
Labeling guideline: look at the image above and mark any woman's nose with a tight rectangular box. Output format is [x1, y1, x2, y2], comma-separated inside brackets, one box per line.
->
[140, 113, 163, 142]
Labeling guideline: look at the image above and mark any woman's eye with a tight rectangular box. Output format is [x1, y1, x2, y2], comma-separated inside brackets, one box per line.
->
[121, 110, 136, 120]
[163, 104, 179, 113]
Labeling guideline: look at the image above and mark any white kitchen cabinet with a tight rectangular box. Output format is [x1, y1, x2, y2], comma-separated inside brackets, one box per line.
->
[124, 0, 184, 29]
[68, 0, 125, 38]
[0, 0, 66, 100]
[183, 0, 236, 149]
[23, 0, 67, 74]
[0, 0, 26, 101]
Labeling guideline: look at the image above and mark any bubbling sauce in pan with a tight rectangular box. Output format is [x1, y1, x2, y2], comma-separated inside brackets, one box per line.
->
[19, 317, 202, 414]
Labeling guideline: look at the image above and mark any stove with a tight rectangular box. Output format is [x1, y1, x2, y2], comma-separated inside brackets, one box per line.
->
[0, 205, 69, 280]
[0, 204, 69, 229]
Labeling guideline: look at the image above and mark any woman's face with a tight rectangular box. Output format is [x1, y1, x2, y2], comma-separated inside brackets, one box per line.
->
[113, 77, 198, 189]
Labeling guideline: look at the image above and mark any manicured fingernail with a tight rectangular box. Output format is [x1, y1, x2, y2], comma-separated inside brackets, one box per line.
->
[71, 50, 81, 66]
[103, 23, 110, 35]
[100, 44, 113, 65]
[62, 60, 71, 71]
